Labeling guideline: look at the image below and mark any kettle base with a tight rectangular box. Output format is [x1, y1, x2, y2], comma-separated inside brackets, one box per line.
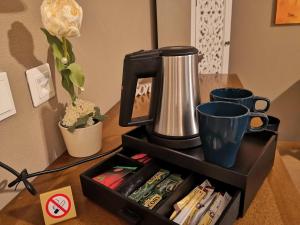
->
[147, 133, 201, 150]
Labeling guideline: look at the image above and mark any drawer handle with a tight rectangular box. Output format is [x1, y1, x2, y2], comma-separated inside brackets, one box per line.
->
[118, 208, 141, 225]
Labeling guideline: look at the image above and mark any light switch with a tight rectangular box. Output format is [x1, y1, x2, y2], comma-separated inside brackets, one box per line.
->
[0, 72, 16, 121]
[26, 63, 55, 107]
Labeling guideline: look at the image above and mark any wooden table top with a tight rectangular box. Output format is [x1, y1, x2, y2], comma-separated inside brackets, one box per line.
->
[1, 74, 300, 225]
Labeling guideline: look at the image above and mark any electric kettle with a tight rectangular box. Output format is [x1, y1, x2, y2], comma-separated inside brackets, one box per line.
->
[119, 46, 202, 149]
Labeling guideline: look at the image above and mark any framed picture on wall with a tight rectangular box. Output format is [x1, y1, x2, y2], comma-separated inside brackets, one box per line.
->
[275, 0, 300, 24]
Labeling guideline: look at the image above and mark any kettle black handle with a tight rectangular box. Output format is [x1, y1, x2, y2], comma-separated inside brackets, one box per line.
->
[119, 50, 162, 127]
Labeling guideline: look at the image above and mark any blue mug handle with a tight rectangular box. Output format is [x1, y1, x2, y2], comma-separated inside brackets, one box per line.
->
[253, 96, 271, 113]
[248, 112, 269, 132]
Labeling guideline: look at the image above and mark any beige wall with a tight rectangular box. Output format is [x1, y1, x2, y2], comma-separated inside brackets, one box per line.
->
[157, 0, 191, 47]
[0, 0, 154, 209]
[229, 0, 300, 141]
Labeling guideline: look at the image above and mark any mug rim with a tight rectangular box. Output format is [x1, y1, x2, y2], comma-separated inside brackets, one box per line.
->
[210, 88, 254, 101]
[196, 101, 250, 119]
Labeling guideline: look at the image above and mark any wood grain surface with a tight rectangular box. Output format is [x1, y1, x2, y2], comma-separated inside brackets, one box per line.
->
[1, 74, 299, 225]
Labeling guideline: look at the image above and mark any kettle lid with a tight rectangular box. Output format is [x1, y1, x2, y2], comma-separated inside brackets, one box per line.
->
[160, 46, 198, 56]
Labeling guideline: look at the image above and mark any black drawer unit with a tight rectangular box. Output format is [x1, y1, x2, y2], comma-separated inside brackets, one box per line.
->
[80, 127, 278, 224]
[81, 154, 241, 225]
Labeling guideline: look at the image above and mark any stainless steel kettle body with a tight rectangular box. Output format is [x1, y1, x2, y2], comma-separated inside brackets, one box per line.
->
[154, 53, 200, 138]
[119, 46, 202, 149]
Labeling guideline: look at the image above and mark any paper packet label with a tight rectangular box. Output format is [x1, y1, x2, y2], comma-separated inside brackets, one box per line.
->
[141, 174, 183, 210]
[129, 169, 170, 202]
[197, 192, 231, 225]
[189, 192, 217, 225]
[173, 180, 214, 225]
[170, 180, 211, 220]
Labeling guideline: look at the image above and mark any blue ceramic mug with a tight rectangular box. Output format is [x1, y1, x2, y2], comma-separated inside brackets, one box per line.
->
[197, 101, 269, 168]
[210, 88, 270, 113]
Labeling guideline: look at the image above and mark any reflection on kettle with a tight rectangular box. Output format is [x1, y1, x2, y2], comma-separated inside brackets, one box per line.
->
[119, 46, 203, 149]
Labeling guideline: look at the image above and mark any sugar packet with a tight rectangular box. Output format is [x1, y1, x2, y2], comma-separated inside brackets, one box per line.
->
[197, 192, 232, 225]
[209, 192, 231, 225]
[188, 192, 217, 225]
[172, 180, 214, 225]
[170, 179, 211, 220]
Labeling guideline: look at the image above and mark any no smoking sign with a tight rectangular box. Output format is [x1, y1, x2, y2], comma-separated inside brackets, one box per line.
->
[46, 194, 71, 218]
[40, 186, 77, 225]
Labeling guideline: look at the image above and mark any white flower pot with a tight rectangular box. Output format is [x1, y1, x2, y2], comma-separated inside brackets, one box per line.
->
[59, 121, 103, 157]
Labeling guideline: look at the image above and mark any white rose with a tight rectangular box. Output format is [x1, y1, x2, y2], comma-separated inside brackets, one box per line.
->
[41, 0, 83, 38]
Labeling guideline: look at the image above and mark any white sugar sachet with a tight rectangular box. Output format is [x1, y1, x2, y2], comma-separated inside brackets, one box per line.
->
[210, 192, 231, 225]
[197, 192, 232, 225]
[173, 180, 214, 225]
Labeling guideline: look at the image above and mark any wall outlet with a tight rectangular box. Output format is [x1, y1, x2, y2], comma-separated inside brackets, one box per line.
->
[0, 72, 16, 121]
[26, 63, 55, 107]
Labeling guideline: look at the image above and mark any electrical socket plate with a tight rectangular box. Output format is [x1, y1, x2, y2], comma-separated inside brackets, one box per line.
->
[0, 72, 16, 121]
[26, 63, 55, 107]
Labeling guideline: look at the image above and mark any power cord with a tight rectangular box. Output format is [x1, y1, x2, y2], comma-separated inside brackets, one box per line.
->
[0, 144, 122, 195]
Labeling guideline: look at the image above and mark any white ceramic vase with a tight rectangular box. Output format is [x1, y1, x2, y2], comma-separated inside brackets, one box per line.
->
[59, 121, 103, 157]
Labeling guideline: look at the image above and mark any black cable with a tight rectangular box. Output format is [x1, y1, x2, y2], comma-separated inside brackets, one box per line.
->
[0, 144, 122, 195]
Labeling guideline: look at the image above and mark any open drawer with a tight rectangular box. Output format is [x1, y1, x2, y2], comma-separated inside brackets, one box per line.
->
[80, 150, 241, 225]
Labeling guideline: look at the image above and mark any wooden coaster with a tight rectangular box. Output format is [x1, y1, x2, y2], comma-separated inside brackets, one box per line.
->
[40, 186, 77, 225]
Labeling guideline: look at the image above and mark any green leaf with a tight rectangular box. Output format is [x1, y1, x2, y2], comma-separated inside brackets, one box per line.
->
[94, 106, 107, 122]
[61, 69, 76, 101]
[94, 114, 107, 122]
[41, 28, 64, 59]
[55, 57, 65, 72]
[67, 63, 85, 89]
[67, 125, 76, 133]
[67, 113, 93, 132]
[66, 38, 75, 64]
[95, 106, 100, 115]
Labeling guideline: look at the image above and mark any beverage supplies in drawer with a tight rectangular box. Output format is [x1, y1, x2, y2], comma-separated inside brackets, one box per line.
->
[170, 179, 231, 225]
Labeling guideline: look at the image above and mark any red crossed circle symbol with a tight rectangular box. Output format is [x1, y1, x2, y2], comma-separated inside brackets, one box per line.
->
[45, 193, 71, 218]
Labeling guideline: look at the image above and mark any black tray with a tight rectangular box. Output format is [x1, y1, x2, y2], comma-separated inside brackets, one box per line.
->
[122, 127, 278, 215]
[81, 153, 241, 225]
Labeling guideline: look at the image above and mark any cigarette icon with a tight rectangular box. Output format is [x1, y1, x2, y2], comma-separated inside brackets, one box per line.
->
[53, 199, 65, 214]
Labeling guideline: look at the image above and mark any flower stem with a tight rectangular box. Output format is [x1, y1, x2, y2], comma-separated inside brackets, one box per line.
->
[62, 36, 68, 59]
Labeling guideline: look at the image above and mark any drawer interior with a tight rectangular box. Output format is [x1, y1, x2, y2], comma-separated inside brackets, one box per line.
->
[117, 158, 191, 209]
[119, 147, 147, 158]
[155, 174, 240, 223]
[82, 154, 144, 190]
[81, 148, 241, 225]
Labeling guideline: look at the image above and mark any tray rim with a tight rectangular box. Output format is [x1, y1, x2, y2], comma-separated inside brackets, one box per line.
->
[122, 126, 278, 189]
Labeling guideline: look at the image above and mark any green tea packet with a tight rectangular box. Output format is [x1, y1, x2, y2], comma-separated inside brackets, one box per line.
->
[141, 174, 184, 210]
[129, 169, 170, 202]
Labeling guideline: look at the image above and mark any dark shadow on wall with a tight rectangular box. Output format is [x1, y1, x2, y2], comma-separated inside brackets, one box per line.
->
[0, 179, 22, 193]
[40, 49, 66, 163]
[0, 180, 8, 191]
[0, 0, 25, 13]
[150, 0, 158, 48]
[8, 21, 66, 163]
[269, 80, 300, 141]
[41, 103, 66, 163]
[271, 0, 278, 26]
[8, 21, 43, 69]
